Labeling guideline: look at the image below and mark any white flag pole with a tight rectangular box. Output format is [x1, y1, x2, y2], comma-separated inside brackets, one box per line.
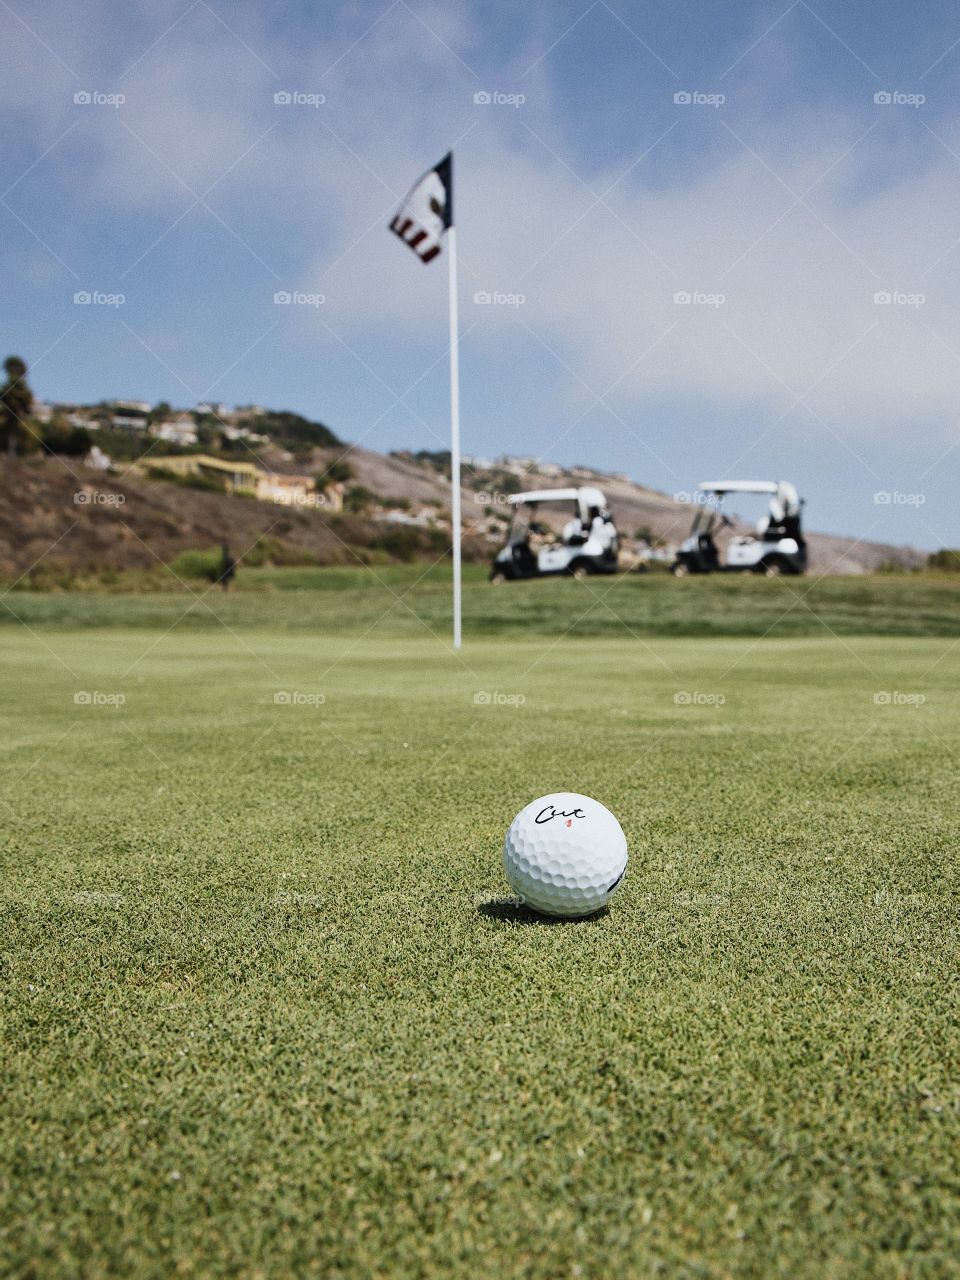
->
[447, 222, 462, 649]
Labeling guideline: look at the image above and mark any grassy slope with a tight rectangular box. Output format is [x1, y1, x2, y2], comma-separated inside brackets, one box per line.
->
[3, 566, 960, 637]
[2, 616, 959, 1277]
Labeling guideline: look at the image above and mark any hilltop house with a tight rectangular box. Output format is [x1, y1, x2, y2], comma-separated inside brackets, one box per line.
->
[150, 413, 198, 446]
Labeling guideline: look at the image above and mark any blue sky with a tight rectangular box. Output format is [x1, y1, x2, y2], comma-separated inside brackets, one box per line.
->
[3, 0, 960, 547]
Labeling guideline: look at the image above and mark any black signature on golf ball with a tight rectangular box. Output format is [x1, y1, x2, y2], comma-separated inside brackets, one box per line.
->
[534, 805, 586, 825]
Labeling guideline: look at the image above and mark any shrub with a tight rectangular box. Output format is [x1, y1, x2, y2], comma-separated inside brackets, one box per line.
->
[344, 485, 380, 513]
[41, 416, 91, 457]
[243, 536, 319, 567]
[169, 549, 223, 581]
[927, 549, 960, 573]
[316, 457, 352, 488]
[367, 526, 448, 562]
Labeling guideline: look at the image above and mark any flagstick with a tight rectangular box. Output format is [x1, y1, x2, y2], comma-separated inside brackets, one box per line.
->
[447, 223, 462, 649]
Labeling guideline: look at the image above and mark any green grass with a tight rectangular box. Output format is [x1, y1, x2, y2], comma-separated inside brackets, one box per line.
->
[3, 565, 960, 637]
[2, 608, 959, 1276]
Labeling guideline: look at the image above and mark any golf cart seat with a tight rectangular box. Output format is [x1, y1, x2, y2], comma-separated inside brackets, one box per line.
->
[562, 518, 588, 546]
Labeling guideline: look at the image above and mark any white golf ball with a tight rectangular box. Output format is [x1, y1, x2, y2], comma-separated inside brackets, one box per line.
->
[502, 792, 628, 918]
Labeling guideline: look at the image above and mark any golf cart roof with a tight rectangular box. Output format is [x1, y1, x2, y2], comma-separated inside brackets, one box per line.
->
[698, 480, 781, 495]
[697, 479, 802, 519]
[508, 486, 607, 507]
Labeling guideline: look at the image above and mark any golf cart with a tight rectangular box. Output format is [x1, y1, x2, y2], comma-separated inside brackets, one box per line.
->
[490, 487, 619, 582]
[673, 480, 806, 577]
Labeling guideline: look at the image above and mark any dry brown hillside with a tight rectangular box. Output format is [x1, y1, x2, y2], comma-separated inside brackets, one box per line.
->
[0, 456, 470, 579]
[0, 449, 924, 580]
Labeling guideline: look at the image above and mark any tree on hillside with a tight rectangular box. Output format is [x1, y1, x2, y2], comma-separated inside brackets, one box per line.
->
[0, 356, 34, 457]
[344, 484, 379, 513]
[41, 411, 91, 457]
[258, 410, 340, 457]
[315, 457, 352, 490]
[928, 549, 960, 572]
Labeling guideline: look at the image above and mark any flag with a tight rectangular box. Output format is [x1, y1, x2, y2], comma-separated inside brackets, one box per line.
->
[385, 148, 463, 648]
[388, 153, 452, 264]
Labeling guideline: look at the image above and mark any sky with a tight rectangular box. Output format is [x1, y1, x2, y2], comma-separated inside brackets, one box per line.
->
[3, 0, 960, 548]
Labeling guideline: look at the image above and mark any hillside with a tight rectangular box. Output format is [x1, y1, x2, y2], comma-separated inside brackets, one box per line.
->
[0, 456, 474, 583]
[0, 444, 924, 583]
[337, 446, 925, 575]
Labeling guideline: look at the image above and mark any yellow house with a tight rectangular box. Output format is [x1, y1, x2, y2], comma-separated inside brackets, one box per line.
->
[147, 455, 341, 510]
[148, 455, 260, 494]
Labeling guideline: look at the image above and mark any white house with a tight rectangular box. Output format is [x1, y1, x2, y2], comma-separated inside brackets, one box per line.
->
[151, 418, 198, 446]
[110, 399, 151, 414]
[112, 414, 149, 432]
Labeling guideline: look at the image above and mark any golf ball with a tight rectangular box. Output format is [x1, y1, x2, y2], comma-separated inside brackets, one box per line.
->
[503, 792, 628, 918]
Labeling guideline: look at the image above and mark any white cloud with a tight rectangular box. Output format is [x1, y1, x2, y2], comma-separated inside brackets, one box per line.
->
[8, 0, 960, 455]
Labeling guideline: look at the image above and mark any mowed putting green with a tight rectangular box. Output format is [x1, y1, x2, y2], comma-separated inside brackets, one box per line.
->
[2, 605, 960, 1275]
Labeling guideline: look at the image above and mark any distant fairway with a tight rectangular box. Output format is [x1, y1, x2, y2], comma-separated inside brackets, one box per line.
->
[4, 564, 960, 637]
[2, 576, 960, 1276]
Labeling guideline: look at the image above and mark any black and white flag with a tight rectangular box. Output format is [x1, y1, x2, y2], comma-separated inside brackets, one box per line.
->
[388, 153, 452, 264]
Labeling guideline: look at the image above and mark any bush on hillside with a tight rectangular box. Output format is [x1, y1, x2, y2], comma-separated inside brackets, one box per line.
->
[344, 485, 380, 513]
[169, 549, 223, 581]
[367, 525, 448, 563]
[927, 549, 960, 572]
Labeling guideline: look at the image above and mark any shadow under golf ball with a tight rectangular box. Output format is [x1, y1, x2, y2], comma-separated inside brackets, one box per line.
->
[476, 897, 611, 925]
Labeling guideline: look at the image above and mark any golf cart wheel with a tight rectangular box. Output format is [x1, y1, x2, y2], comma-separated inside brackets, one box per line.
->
[571, 564, 588, 580]
[671, 562, 689, 577]
[490, 571, 506, 585]
[762, 559, 784, 577]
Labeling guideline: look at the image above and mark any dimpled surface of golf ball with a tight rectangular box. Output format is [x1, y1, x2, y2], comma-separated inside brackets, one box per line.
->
[503, 792, 628, 918]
